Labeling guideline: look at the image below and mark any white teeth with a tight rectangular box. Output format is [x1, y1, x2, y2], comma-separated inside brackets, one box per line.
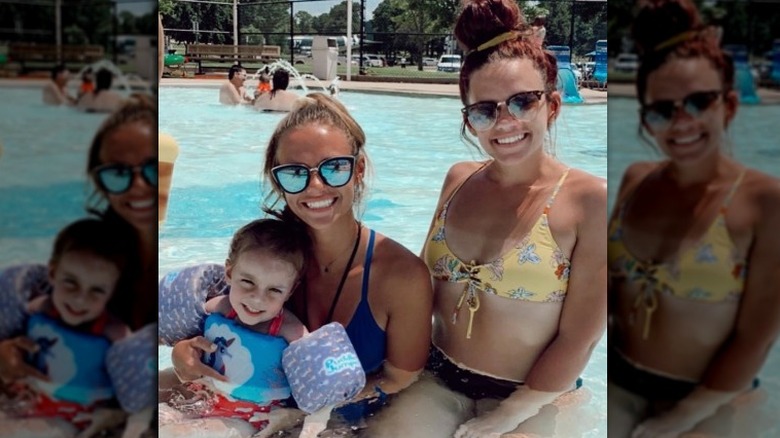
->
[244, 304, 262, 313]
[495, 133, 527, 144]
[672, 134, 702, 145]
[305, 199, 335, 209]
[129, 199, 154, 209]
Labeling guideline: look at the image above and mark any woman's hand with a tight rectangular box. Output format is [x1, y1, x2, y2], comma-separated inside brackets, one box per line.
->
[170, 336, 228, 382]
[631, 387, 739, 438]
[0, 336, 49, 382]
[454, 386, 562, 438]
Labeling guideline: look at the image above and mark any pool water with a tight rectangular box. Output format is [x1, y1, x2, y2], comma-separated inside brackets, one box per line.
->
[608, 97, 780, 436]
[158, 86, 608, 436]
[0, 86, 109, 265]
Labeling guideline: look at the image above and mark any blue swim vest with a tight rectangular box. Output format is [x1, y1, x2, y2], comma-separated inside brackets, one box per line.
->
[26, 313, 113, 405]
[201, 312, 291, 404]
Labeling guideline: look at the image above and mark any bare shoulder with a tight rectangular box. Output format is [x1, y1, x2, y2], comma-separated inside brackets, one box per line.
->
[370, 231, 431, 295]
[741, 168, 780, 217]
[445, 160, 484, 184]
[565, 168, 607, 209]
[439, 160, 487, 200]
[616, 161, 663, 199]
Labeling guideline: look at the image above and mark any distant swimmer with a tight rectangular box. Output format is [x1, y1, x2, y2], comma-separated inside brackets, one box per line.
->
[219, 65, 253, 105]
[76, 68, 126, 113]
[42, 64, 76, 106]
[253, 70, 299, 112]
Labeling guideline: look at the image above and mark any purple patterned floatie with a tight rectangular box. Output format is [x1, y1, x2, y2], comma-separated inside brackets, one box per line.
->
[158, 264, 228, 345]
[282, 322, 366, 413]
[0, 264, 51, 339]
[107, 323, 157, 413]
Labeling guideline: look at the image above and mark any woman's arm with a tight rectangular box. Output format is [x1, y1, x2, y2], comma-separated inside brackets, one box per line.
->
[523, 177, 608, 391]
[632, 178, 780, 438]
[456, 175, 608, 438]
[357, 244, 434, 400]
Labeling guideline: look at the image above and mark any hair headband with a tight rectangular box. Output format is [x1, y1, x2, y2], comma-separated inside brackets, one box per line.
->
[466, 30, 530, 56]
[652, 26, 720, 52]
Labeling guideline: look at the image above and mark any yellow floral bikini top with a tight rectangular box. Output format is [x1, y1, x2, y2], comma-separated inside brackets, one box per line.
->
[608, 169, 747, 339]
[423, 165, 572, 339]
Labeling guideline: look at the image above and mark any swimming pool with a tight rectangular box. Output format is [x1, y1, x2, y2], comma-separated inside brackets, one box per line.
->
[608, 97, 780, 435]
[159, 86, 608, 435]
[0, 85, 108, 266]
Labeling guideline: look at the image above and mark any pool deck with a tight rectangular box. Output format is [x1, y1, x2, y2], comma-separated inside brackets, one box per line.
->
[161, 77, 610, 104]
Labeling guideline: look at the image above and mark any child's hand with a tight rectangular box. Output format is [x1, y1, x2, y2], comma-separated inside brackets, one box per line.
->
[171, 336, 228, 382]
[0, 336, 50, 382]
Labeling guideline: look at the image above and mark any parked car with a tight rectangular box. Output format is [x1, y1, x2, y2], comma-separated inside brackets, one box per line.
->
[437, 54, 462, 73]
[367, 54, 386, 67]
[352, 54, 384, 67]
[614, 53, 639, 73]
[422, 57, 438, 67]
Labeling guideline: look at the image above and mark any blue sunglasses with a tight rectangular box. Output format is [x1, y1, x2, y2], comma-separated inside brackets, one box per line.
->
[271, 155, 356, 194]
[93, 159, 157, 194]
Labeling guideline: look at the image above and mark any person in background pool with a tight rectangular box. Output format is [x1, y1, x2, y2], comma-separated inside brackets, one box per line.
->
[608, 1, 780, 436]
[219, 65, 253, 106]
[42, 64, 75, 106]
[76, 68, 126, 113]
[364, 1, 607, 437]
[78, 68, 96, 101]
[253, 70, 300, 112]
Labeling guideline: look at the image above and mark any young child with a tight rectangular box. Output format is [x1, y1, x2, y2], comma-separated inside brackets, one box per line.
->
[162, 218, 310, 437]
[255, 67, 272, 98]
[0, 218, 136, 436]
[78, 68, 95, 101]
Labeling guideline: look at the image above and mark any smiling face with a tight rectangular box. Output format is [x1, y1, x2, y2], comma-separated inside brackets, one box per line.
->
[466, 58, 560, 164]
[275, 123, 364, 231]
[643, 57, 737, 165]
[50, 251, 119, 326]
[226, 249, 299, 326]
[231, 69, 247, 86]
[97, 121, 156, 233]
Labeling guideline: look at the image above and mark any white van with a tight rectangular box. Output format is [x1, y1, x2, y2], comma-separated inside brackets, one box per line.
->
[352, 54, 384, 68]
[437, 54, 462, 73]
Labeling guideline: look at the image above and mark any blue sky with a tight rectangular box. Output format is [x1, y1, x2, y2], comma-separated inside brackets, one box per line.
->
[115, 0, 156, 16]
[295, 0, 381, 19]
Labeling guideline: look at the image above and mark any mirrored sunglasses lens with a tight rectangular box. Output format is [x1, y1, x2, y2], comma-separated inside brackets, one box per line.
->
[319, 158, 354, 187]
[685, 92, 717, 115]
[467, 104, 496, 130]
[275, 167, 309, 193]
[507, 93, 539, 118]
[97, 167, 132, 193]
[142, 162, 158, 188]
[644, 102, 675, 126]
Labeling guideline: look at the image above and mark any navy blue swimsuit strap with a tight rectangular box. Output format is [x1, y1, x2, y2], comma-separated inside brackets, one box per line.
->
[361, 229, 376, 300]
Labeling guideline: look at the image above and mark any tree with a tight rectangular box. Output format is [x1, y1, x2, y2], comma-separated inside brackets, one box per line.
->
[295, 11, 315, 34]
